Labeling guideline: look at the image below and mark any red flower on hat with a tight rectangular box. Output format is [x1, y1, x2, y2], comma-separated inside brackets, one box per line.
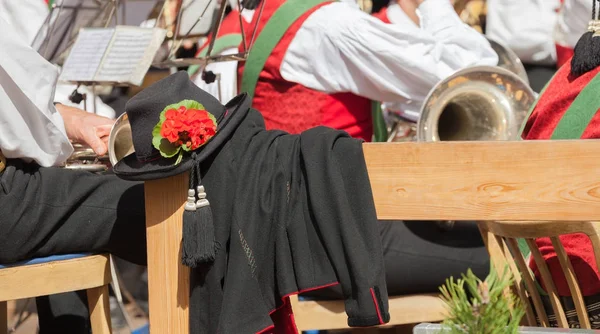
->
[152, 100, 217, 164]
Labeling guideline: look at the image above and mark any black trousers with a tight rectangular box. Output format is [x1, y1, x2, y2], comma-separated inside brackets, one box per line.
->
[524, 63, 557, 93]
[0, 160, 146, 333]
[304, 220, 490, 299]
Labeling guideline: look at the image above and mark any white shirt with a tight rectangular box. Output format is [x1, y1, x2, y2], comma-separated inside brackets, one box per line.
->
[196, 0, 498, 121]
[386, 3, 419, 28]
[555, 0, 591, 49]
[0, 15, 73, 166]
[486, 0, 560, 65]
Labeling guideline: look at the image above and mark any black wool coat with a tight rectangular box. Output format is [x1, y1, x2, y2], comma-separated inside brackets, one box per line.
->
[189, 95, 390, 333]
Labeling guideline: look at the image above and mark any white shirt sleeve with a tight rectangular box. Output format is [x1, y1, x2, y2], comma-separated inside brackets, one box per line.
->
[555, 0, 592, 48]
[0, 15, 74, 167]
[280, 0, 498, 121]
[0, 0, 49, 45]
[486, 0, 560, 65]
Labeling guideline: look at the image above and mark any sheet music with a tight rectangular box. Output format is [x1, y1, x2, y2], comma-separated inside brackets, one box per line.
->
[94, 27, 166, 85]
[58, 28, 114, 82]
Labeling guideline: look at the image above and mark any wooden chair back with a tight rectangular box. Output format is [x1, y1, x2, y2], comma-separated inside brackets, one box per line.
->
[479, 220, 600, 330]
[290, 140, 600, 331]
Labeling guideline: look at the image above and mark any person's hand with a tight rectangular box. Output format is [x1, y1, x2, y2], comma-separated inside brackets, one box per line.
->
[56, 103, 115, 156]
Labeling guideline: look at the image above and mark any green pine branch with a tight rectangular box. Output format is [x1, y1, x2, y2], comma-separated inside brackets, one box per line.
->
[439, 265, 525, 334]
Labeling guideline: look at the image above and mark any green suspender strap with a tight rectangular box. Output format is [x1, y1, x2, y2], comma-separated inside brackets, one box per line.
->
[187, 34, 244, 77]
[239, 0, 388, 142]
[371, 101, 388, 142]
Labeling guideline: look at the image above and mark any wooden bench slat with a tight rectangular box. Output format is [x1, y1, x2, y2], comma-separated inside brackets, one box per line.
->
[0, 255, 110, 301]
[291, 293, 445, 331]
[363, 141, 600, 221]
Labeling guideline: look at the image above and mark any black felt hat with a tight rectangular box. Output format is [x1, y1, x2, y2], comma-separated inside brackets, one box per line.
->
[113, 71, 249, 181]
[113, 71, 250, 268]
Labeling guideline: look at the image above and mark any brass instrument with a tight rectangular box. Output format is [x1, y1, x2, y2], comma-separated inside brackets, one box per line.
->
[108, 113, 134, 166]
[63, 144, 110, 172]
[388, 65, 535, 143]
[487, 38, 529, 85]
[453, 0, 529, 84]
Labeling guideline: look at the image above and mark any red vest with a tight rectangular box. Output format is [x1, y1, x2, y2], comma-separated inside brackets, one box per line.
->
[237, 0, 373, 141]
[523, 61, 600, 296]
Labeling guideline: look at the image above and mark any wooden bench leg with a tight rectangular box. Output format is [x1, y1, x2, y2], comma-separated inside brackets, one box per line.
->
[0, 301, 7, 334]
[87, 285, 112, 334]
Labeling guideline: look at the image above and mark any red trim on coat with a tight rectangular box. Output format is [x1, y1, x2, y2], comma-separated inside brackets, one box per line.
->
[369, 288, 385, 325]
[257, 281, 340, 334]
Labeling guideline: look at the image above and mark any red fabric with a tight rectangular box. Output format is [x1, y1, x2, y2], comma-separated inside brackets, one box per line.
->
[194, 9, 243, 57]
[372, 7, 391, 24]
[555, 43, 574, 69]
[237, 0, 373, 141]
[522, 61, 600, 296]
[261, 281, 340, 334]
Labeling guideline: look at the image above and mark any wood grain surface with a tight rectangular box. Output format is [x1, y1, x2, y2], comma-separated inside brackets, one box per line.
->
[363, 140, 600, 221]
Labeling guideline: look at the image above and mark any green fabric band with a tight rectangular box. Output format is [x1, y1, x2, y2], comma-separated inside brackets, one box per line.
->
[551, 71, 600, 139]
[187, 34, 243, 77]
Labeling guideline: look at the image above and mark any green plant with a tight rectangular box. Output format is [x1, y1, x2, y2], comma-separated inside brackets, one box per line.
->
[439, 265, 525, 334]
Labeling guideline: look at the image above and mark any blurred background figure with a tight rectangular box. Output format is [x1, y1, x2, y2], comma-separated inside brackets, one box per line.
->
[486, 0, 561, 92]
[555, 0, 593, 67]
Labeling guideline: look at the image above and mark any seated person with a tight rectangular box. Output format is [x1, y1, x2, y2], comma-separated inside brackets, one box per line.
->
[520, 6, 600, 327]
[0, 14, 146, 333]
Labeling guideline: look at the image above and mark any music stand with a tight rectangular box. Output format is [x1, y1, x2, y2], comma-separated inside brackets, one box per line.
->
[152, 0, 263, 69]
[31, 0, 118, 65]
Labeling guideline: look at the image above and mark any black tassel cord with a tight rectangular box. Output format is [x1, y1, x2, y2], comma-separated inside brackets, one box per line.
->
[570, 0, 600, 77]
[182, 153, 217, 268]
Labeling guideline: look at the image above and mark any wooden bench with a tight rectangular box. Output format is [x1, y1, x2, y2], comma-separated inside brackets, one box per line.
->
[291, 140, 600, 331]
[0, 254, 112, 334]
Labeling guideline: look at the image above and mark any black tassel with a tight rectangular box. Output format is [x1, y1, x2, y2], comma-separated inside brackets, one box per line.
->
[570, 31, 600, 77]
[194, 187, 216, 262]
[571, 2, 600, 77]
[181, 157, 217, 268]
